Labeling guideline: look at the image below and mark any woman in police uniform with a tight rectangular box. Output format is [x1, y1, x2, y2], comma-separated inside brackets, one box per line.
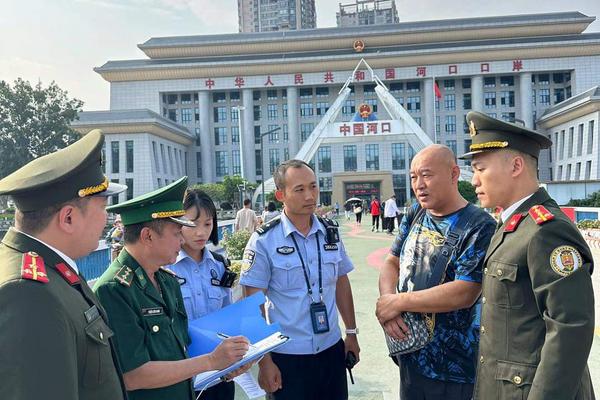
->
[169, 188, 235, 400]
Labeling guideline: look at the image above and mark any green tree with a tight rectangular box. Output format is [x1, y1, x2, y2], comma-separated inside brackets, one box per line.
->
[222, 175, 256, 204]
[0, 79, 83, 179]
[567, 190, 600, 207]
[458, 180, 477, 204]
[265, 191, 283, 209]
[192, 183, 226, 203]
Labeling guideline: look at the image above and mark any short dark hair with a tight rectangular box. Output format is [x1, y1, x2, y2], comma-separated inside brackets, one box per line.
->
[273, 159, 314, 190]
[183, 188, 219, 244]
[123, 219, 170, 244]
[243, 198, 251, 206]
[15, 197, 89, 235]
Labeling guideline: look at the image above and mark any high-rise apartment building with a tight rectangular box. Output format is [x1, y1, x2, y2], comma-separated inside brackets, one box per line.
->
[337, 0, 399, 27]
[238, 0, 316, 32]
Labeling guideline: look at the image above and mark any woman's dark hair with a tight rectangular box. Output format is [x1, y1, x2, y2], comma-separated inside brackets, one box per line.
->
[183, 188, 219, 244]
[267, 201, 276, 212]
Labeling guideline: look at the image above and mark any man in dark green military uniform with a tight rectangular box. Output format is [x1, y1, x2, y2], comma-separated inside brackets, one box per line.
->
[460, 111, 595, 399]
[94, 176, 250, 400]
[0, 130, 128, 400]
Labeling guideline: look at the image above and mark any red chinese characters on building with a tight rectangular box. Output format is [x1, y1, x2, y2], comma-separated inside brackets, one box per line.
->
[354, 70, 365, 81]
[324, 71, 334, 83]
[264, 75, 274, 86]
[353, 123, 365, 135]
[448, 65, 458, 75]
[480, 63, 490, 73]
[339, 124, 351, 136]
[385, 68, 395, 79]
[205, 78, 215, 89]
[512, 60, 523, 72]
[294, 73, 304, 84]
[367, 123, 378, 134]
[416, 66, 427, 77]
[234, 76, 245, 88]
[381, 123, 391, 133]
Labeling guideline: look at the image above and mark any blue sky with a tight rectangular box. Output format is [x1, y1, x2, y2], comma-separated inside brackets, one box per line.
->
[1, 0, 599, 110]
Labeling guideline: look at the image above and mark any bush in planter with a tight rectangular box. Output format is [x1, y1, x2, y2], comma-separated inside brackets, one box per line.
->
[221, 229, 252, 261]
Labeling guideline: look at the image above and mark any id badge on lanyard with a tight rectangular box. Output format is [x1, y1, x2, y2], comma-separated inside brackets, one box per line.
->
[291, 233, 330, 334]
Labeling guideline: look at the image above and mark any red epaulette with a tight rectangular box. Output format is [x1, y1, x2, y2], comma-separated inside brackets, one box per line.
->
[21, 251, 49, 283]
[504, 213, 525, 232]
[55, 263, 80, 285]
[528, 205, 555, 225]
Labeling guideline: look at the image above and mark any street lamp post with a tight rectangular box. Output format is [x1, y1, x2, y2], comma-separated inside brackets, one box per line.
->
[232, 106, 246, 179]
[259, 126, 281, 211]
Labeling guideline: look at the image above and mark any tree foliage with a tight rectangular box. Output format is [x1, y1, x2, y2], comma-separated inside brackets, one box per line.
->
[0, 79, 83, 179]
[567, 190, 600, 207]
[458, 180, 478, 204]
[192, 183, 227, 203]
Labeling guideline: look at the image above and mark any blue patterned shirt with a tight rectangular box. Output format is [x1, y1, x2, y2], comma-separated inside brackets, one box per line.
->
[390, 203, 495, 383]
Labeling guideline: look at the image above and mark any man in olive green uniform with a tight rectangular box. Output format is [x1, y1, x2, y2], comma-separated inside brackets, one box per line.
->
[460, 111, 595, 399]
[94, 176, 250, 400]
[0, 130, 128, 400]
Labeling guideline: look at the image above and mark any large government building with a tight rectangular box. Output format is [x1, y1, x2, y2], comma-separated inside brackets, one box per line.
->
[73, 11, 600, 206]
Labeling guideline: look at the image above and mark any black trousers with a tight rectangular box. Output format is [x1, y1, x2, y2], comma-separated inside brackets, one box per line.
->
[371, 215, 380, 229]
[268, 340, 348, 400]
[399, 362, 473, 400]
[355, 212, 362, 223]
[386, 217, 396, 233]
[195, 380, 234, 400]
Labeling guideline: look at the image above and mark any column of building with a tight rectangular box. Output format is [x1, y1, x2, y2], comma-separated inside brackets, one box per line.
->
[286, 86, 300, 158]
[519, 72, 534, 128]
[471, 76, 483, 112]
[242, 89, 257, 182]
[198, 91, 214, 183]
[422, 78, 435, 141]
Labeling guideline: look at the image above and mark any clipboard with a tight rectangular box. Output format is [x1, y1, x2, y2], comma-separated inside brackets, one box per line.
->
[194, 331, 289, 390]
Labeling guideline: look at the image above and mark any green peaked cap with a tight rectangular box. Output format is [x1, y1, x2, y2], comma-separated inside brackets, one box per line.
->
[0, 129, 126, 211]
[459, 111, 552, 159]
[107, 176, 194, 226]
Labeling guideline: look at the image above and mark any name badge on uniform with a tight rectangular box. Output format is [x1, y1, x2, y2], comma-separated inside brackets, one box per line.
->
[84, 305, 100, 323]
[310, 302, 330, 334]
[141, 307, 164, 317]
[323, 243, 338, 251]
[276, 246, 295, 255]
[210, 269, 221, 286]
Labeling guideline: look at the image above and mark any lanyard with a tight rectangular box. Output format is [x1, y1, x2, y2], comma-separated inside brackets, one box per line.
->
[290, 232, 323, 303]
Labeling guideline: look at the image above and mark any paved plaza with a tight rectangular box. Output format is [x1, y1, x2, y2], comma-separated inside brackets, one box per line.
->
[236, 217, 600, 399]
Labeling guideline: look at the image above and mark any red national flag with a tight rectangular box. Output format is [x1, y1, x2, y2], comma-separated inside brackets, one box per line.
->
[434, 81, 442, 99]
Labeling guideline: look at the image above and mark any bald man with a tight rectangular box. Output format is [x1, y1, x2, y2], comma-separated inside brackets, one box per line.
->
[376, 145, 495, 400]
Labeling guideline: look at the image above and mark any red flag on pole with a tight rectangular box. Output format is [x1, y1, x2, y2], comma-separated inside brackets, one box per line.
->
[434, 81, 442, 99]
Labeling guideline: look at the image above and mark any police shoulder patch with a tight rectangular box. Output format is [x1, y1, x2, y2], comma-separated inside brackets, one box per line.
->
[256, 217, 281, 235]
[114, 265, 134, 287]
[242, 249, 256, 273]
[550, 245, 582, 276]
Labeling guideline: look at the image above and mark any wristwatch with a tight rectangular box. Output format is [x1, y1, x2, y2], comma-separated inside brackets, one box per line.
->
[345, 328, 359, 335]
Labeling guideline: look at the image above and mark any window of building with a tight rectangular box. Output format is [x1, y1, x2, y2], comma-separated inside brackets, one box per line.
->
[484, 77, 496, 88]
[231, 108, 239, 122]
[253, 90, 261, 101]
[406, 96, 421, 112]
[269, 148, 279, 175]
[566, 164, 572, 180]
[500, 91, 515, 107]
[559, 130, 565, 160]
[316, 102, 329, 116]
[301, 123, 313, 142]
[212, 92, 226, 103]
[317, 146, 331, 173]
[585, 160, 592, 180]
[254, 126, 261, 144]
[214, 127, 227, 145]
[253, 105, 261, 121]
[180, 93, 191, 104]
[125, 178, 134, 200]
[500, 76, 514, 87]
[152, 141, 160, 173]
[392, 143, 405, 170]
[539, 89, 550, 105]
[168, 109, 178, 122]
[215, 151, 228, 177]
[231, 126, 240, 144]
[213, 106, 227, 123]
[181, 108, 192, 123]
[125, 140, 134, 173]
[110, 179, 120, 205]
[319, 177, 332, 191]
[300, 102, 314, 117]
[588, 120, 595, 154]
[267, 124, 279, 143]
[365, 144, 379, 171]
[342, 99, 356, 115]
[462, 78, 471, 89]
[538, 74, 550, 85]
[501, 112, 515, 122]
[111, 141, 119, 173]
[160, 144, 167, 173]
[316, 87, 329, 97]
[267, 90, 277, 100]
[267, 104, 278, 120]
[167, 94, 178, 105]
[344, 145, 357, 171]
[558, 165, 563, 180]
[299, 88, 313, 98]
[255, 150, 262, 177]
[282, 104, 288, 118]
[446, 140, 457, 155]
[553, 73, 565, 84]
[435, 116, 440, 136]
[230, 91, 240, 101]
[444, 94, 455, 111]
[568, 127, 574, 158]
[443, 80, 455, 91]
[167, 146, 174, 175]
[390, 82, 403, 93]
[363, 84, 376, 94]
[575, 162, 581, 180]
[406, 81, 420, 92]
[232, 150, 241, 175]
[445, 115, 456, 134]
[281, 89, 287, 99]
[554, 88, 565, 104]
[365, 98, 378, 113]
[283, 124, 289, 142]
[194, 127, 201, 146]
[577, 124, 584, 156]
[484, 92, 496, 108]
[414, 117, 421, 126]
[463, 93, 472, 110]
[195, 108, 200, 122]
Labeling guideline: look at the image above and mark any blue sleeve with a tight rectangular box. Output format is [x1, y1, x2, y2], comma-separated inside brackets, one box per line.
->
[454, 214, 496, 283]
[390, 204, 419, 257]
[337, 239, 354, 276]
[238, 232, 271, 289]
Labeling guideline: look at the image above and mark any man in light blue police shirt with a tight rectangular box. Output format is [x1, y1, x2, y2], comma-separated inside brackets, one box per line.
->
[240, 160, 360, 400]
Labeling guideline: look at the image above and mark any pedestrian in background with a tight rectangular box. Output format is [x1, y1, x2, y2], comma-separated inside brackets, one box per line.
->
[370, 196, 381, 232]
[384, 195, 399, 235]
[235, 198, 258, 233]
[354, 203, 363, 225]
[344, 202, 352, 220]
[262, 201, 281, 224]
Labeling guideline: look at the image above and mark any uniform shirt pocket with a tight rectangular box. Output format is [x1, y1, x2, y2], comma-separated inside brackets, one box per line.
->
[271, 253, 306, 291]
[495, 359, 537, 400]
[83, 316, 115, 387]
[207, 286, 227, 311]
[180, 286, 194, 317]
[321, 251, 341, 286]
[486, 261, 524, 308]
